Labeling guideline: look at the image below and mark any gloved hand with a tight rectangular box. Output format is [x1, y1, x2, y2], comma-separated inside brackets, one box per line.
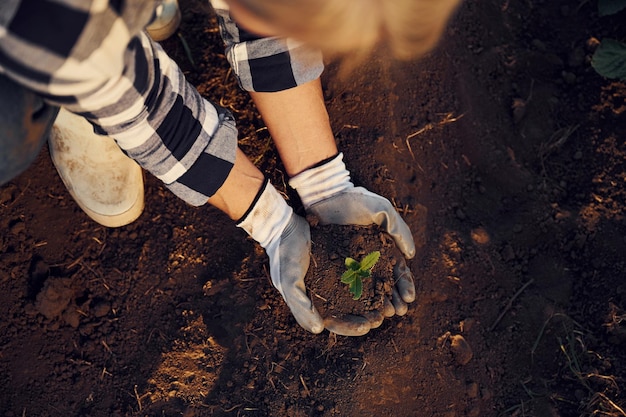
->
[289, 153, 417, 334]
[237, 179, 330, 335]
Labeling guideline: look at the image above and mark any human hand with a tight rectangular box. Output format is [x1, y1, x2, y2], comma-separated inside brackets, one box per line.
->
[237, 180, 327, 334]
[289, 153, 417, 335]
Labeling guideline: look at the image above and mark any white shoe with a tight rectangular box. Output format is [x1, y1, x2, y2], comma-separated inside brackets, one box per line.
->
[146, 0, 182, 41]
[48, 109, 145, 228]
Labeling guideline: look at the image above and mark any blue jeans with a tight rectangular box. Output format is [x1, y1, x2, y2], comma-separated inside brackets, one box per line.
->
[0, 74, 59, 185]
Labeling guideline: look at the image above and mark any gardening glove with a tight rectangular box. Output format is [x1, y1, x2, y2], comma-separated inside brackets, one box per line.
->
[289, 153, 417, 324]
[236, 179, 326, 334]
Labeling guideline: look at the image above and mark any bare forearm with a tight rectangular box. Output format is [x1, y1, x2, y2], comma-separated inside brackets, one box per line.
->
[250, 78, 338, 177]
[208, 148, 265, 221]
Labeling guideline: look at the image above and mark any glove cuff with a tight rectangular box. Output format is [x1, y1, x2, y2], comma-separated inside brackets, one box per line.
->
[288, 152, 353, 210]
[236, 179, 293, 249]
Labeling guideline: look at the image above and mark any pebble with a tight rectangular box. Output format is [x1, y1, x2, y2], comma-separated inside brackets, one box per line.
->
[471, 228, 490, 245]
[586, 37, 600, 52]
[450, 334, 473, 365]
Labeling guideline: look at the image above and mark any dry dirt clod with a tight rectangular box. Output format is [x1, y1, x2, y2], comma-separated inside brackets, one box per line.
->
[450, 334, 473, 366]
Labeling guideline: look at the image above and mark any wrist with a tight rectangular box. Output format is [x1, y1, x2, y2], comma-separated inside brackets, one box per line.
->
[288, 152, 353, 209]
[236, 179, 293, 249]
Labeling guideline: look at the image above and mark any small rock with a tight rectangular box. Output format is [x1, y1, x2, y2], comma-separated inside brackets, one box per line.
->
[586, 37, 600, 52]
[470, 228, 490, 245]
[450, 334, 473, 365]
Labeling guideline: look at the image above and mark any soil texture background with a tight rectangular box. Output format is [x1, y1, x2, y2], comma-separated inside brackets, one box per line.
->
[1, 1, 625, 416]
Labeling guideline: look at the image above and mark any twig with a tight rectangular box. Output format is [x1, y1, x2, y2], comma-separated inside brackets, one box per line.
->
[405, 113, 465, 160]
[101, 340, 113, 355]
[299, 375, 310, 397]
[490, 279, 535, 331]
[133, 385, 143, 412]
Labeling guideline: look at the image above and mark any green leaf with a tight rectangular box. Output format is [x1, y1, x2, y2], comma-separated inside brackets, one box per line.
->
[598, 0, 626, 16]
[350, 277, 363, 300]
[359, 251, 381, 272]
[592, 39, 626, 80]
[345, 257, 360, 270]
[341, 269, 357, 284]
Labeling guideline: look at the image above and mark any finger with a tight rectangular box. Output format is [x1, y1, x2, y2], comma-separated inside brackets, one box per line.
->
[283, 286, 325, 334]
[324, 314, 371, 336]
[382, 296, 395, 317]
[394, 258, 416, 303]
[359, 188, 416, 259]
[364, 310, 384, 329]
[391, 288, 408, 316]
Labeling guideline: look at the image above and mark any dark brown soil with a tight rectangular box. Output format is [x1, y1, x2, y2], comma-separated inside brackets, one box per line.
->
[306, 222, 395, 318]
[1, 1, 625, 416]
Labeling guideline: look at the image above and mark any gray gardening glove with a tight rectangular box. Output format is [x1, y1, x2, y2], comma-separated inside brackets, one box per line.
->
[237, 179, 325, 334]
[289, 153, 417, 332]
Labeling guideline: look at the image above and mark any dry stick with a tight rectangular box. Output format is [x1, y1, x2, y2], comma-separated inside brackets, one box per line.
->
[133, 385, 142, 412]
[405, 113, 465, 160]
[299, 375, 310, 397]
[489, 279, 535, 331]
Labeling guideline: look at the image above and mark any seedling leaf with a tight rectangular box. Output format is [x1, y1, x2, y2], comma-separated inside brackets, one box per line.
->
[360, 251, 381, 272]
[341, 269, 357, 284]
[340, 251, 381, 300]
[598, 0, 626, 16]
[591, 39, 626, 80]
[350, 277, 363, 300]
[345, 257, 360, 270]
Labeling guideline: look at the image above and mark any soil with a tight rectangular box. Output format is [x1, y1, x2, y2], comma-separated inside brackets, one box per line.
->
[307, 222, 396, 321]
[1, 0, 625, 416]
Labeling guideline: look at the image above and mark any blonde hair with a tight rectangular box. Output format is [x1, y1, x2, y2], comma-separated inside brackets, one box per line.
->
[235, 0, 461, 60]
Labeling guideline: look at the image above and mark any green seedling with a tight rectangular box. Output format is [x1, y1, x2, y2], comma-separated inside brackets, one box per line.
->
[341, 251, 380, 300]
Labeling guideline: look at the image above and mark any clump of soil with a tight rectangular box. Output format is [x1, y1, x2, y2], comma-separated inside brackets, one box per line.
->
[305, 218, 397, 320]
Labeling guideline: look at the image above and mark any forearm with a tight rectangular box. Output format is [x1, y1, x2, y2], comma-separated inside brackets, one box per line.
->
[208, 148, 265, 220]
[249, 78, 338, 177]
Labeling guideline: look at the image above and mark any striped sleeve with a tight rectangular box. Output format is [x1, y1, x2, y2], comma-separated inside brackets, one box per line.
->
[0, 0, 237, 205]
[210, 0, 324, 92]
